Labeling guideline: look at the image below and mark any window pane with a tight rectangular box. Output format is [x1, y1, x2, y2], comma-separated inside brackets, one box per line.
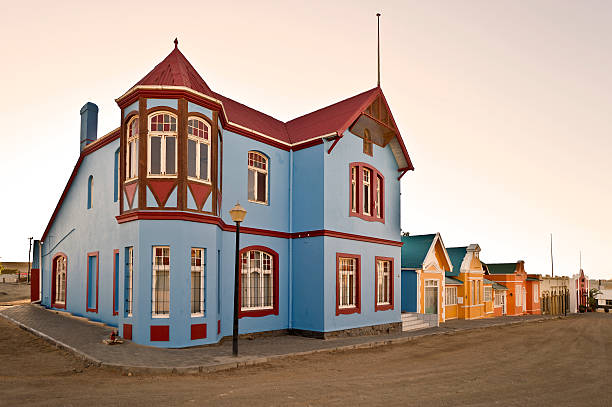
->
[199, 143, 209, 180]
[248, 169, 255, 201]
[150, 136, 161, 174]
[257, 171, 266, 202]
[187, 139, 196, 178]
[165, 136, 176, 175]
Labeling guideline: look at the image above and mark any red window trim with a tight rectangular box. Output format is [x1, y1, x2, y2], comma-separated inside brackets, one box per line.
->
[112, 249, 119, 316]
[238, 245, 280, 318]
[51, 252, 67, 310]
[374, 256, 394, 312]
[349, 162, 385, 223]
[336, 253, 361, 316]
[86, 251, 99, 313]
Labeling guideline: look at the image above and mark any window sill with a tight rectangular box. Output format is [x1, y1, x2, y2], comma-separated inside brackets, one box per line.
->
[336, 306, 360, 316]
[152, 314, 170, 319]
[239, 307, 277, 318]
[147, 174, 177, 179]
[191, 313, 205, 318]
[248, 199, 268, 206]
[375, 303, 394, 312]
[125, 178, 138, 183]
[187, 177, 211, 185]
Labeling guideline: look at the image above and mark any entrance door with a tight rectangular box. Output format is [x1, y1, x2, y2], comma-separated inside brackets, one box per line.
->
[424, 280, 438, 314]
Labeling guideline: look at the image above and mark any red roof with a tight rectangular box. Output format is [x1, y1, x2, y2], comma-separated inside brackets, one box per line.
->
[136, 45, 215, 99]
[128, 45, 412, 168]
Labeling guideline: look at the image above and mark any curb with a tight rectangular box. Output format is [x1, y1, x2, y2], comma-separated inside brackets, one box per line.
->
[0, 310, 562, 376]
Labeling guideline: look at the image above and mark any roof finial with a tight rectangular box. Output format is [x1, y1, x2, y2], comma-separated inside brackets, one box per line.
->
[376, 13, 381, 87]
[174, 38, 178, 49]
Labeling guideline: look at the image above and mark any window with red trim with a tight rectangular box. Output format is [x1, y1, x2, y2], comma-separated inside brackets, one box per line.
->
[375, 257, 394, 311]
[52, 254, 67, 309]
[349, 163, 384, 223]
[239, 246, 279, 318]
[336, 253, 361, 315]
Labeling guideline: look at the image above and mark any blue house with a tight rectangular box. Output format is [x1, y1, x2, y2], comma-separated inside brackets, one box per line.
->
[32, 42, 414, 347]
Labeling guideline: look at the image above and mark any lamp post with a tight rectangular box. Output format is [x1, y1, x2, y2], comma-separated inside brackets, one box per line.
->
[229, 202, 247, 357]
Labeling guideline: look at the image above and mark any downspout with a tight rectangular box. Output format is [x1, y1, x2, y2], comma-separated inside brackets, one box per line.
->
[288, 148, 293, 329]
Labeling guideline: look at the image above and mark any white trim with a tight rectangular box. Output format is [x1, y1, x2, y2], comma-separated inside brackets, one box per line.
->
[147, 112, 178, 178]
[247, 151, 269, 205]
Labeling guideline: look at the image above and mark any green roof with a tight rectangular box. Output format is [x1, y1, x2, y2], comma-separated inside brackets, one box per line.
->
[483, 278, 494, 285]
[401, 234, 436, 269]
[445, 276, 463, 285]
[486, 263, 517, 275]
[492, 282, 508, 290]
[445, 247, 467, 277]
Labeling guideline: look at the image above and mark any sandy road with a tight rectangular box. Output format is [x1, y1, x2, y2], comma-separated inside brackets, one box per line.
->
[0, 313, 610, 406]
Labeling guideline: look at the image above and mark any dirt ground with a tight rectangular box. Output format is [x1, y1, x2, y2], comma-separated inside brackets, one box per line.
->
[0, 313, 610, 407]
[0, 282, 30, 303]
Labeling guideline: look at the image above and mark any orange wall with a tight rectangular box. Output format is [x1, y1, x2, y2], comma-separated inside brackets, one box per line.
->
[525, 280, 541, 314]
[486, 275, 526, 316]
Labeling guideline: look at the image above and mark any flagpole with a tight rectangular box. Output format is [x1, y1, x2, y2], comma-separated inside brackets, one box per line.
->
[377, 13, 381, 87]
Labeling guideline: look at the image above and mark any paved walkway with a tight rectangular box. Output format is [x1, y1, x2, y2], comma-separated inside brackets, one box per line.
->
[0, 304, 557, 374]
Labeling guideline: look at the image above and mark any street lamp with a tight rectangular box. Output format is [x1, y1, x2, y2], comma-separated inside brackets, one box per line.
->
[229, 202, 247, 357]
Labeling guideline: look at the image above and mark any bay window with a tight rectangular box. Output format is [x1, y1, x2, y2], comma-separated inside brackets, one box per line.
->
[187, 118, 211, 182]
[126, 117, 139, 180]
[148, 113, 177, 177]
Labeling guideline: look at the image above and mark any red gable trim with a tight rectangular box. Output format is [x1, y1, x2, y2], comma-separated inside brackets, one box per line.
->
[41, 129, 120, 241]
[115, 211, 403, 246]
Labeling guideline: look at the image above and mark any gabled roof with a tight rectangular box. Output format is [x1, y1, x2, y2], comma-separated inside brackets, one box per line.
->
[118, 44, 413, 170]
[446, 247, 467, 277]
[401, 234, 436, 269]
[486, 263, 518, 275]
[445, 276, 463, 286]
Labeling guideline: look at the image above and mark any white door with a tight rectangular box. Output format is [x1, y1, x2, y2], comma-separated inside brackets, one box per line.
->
[425, 280, 438, 314]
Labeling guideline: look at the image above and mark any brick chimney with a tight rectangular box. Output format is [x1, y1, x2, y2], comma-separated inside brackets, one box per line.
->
[80, 102, 99, 152]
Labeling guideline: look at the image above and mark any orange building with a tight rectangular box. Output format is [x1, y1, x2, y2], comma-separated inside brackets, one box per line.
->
[484, 261, 541, 316]
[446, 244, 491, 320]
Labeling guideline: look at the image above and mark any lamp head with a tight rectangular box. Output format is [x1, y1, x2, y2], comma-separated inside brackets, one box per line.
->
[229, 202, 247, 223]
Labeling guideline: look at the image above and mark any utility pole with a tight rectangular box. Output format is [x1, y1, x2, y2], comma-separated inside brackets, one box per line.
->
[550, 233, 554, 278]
[28, 237, 33, 284]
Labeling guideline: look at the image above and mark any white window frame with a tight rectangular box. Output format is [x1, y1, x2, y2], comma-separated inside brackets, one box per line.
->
[363, 168, 371, 215]
[375, 175, 382, 218]
[187, 117, 211, 183]
[338, 257, 358, 309]
[446, 286, 458, 306]
[126, 116, 139, 181]
[494, 291, 502, 307]
[484, 286, 492, 302]
[516, 285, 522, 306]
[55, 256, 66, 304]
[148, 113, 178, 178]
[190, 248, 205, 316]
[240, 250, 274, 311]
[376, 259, 391, 305]
[533, 284, 539, 303]
[152, 246, 170, 318]
[247, 152, 268, 205]
[351, 167, 357, 213]
[126, 247, 133, 317]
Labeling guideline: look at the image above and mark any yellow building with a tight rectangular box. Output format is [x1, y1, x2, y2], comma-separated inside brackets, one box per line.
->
[445, 244, 493, 320]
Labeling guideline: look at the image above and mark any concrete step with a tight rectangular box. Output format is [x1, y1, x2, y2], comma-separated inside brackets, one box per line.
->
[401, 318, 426, 327]
[401, 314, 419, 322]
[402, 322, 430, 332]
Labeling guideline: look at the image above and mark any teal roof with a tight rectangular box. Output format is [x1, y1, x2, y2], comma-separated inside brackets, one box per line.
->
[401, 234, 436, 269]
[445, 247, 467, 277]
[445, 276, 463, 285]
[492, 282, 508, 290]
[486, 263, 517, 275]
[483, 278, 494, 285]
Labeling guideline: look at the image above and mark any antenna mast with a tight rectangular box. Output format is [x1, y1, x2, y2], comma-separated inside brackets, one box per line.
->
[377, 13, 381, 87]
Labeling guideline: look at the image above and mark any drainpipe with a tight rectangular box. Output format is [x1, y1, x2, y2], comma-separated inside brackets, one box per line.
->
[288, 149, 293, 329]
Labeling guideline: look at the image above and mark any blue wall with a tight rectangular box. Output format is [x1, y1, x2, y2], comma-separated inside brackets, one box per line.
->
[401, 270, 418, 312]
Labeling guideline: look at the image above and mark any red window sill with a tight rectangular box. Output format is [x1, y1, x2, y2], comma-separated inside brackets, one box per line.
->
[239, 308, 278, 318]
[375, 303, 394, 312]
[52, 303, 66, 310]
[336, 306, 361, 316]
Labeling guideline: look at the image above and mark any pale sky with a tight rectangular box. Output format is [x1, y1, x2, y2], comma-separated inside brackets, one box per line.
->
[0, 0, 610, 278]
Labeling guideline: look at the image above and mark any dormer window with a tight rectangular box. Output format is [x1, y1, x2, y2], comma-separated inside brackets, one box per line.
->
[187, 117, 211, 183]
[126, 117, 139, 180]
[248, 152, 268, 204]
[363, 129, 373, 156]
[148, 113, 177, 177]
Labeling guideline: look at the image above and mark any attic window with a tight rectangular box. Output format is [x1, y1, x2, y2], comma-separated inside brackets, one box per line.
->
[363, 129, 373, 156]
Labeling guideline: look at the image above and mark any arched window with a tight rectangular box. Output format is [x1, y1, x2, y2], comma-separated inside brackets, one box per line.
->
[187, 117, 211, 182]
[248, 152, 268, 204]
[87, 175, 93, 209]
[126, 117, 139, 180]
[52, 254, 67, 308]
[239, 247, 278, 317]
[148, 113, 177, 177]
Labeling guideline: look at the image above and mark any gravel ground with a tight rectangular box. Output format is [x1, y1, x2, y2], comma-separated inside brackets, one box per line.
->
[0, 282, 30, 304]
[0, 312, 610, 406]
